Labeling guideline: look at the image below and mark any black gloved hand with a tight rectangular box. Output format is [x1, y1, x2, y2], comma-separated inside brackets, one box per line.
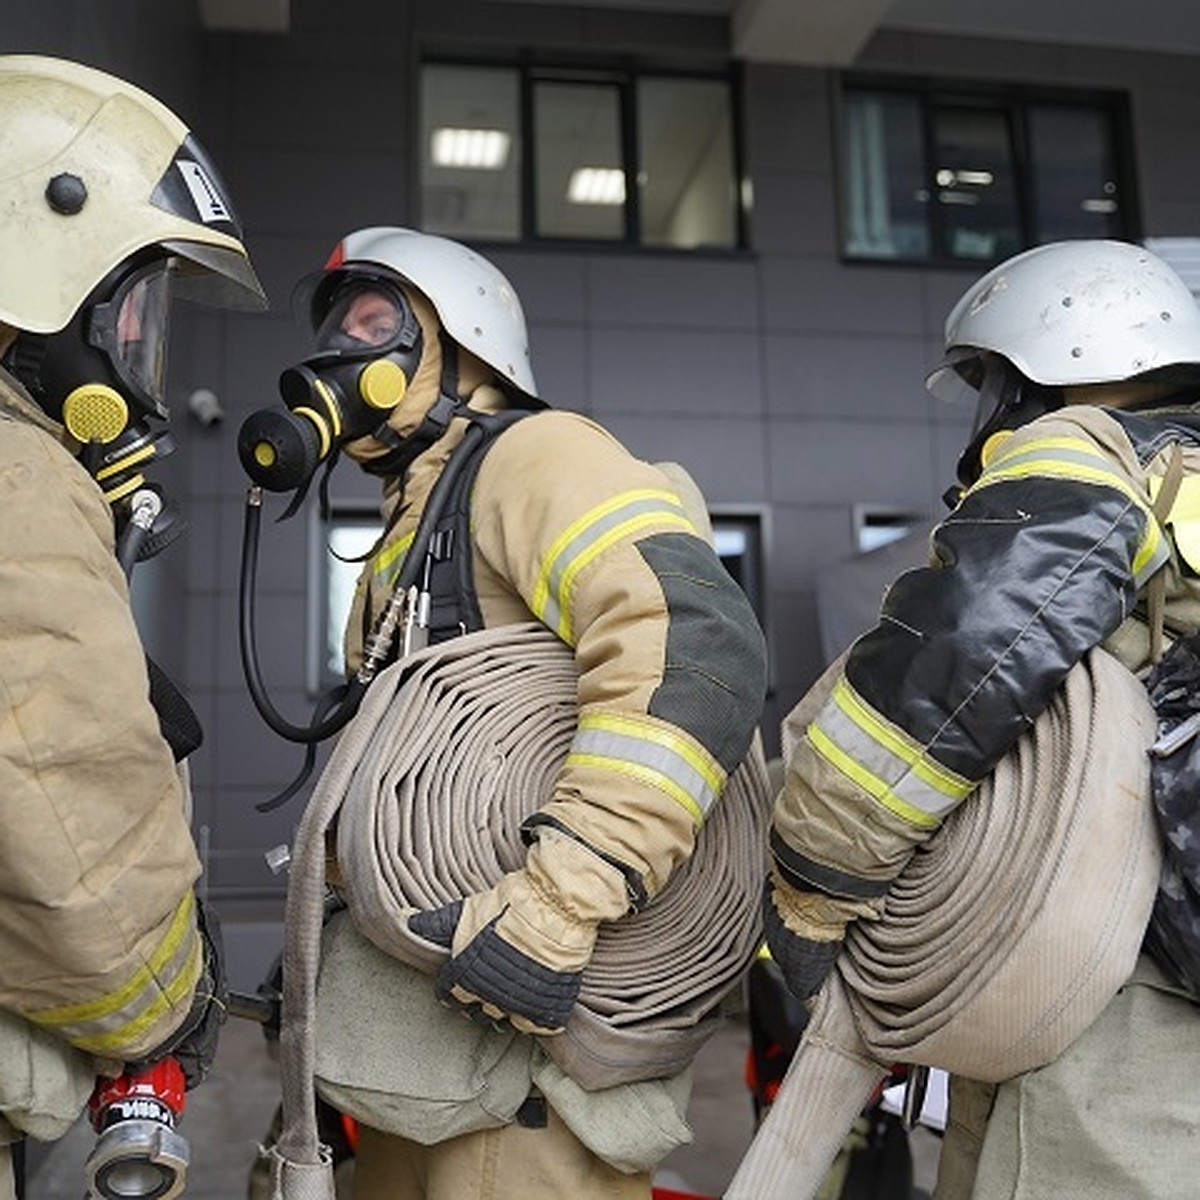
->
[763, 883, 840, 1003]
[407, 828, 631, 1037]
[135, 897, 228, 1089]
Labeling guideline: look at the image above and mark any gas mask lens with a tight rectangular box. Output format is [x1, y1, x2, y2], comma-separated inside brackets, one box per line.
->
[315, 283, 412, 354]
[89, 261, 175, 416]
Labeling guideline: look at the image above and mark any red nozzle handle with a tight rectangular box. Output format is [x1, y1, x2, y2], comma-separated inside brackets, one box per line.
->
[89, 1058, 186, 1132]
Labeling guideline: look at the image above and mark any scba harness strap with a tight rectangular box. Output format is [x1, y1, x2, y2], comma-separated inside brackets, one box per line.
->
[416, 408, 532, 645]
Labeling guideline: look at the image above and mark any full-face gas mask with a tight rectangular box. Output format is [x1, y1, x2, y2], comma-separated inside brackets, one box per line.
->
[5, 251, 182, 501]
[238, 272, 428, 493]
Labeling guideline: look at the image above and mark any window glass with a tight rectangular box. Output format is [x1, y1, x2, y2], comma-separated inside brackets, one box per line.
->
[711, 512, 765, 623]
[638, 77, 736, 249]
[842, 90, 928, 260]
[319, 516, 381, 688]
[1029, 104, 1122, 242]
[841, 81, 1135, 265]
[420, 64, 520, 241]
[534, 80, 624, 240]
[931, 105, 1020, 262]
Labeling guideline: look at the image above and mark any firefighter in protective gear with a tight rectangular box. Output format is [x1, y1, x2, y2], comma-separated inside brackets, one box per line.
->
[765, 239, 1200, 1198]
[252, 226, 768, 1198]
[0, 54, 265, 1192]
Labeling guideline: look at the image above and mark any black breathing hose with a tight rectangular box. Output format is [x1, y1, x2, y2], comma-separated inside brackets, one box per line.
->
[237, 420, 490, 753]
[239, 488, 367, 745]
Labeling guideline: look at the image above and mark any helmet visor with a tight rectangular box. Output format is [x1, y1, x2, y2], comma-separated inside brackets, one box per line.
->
[88, 259, 175, 415]
[314, 282, 418, 356]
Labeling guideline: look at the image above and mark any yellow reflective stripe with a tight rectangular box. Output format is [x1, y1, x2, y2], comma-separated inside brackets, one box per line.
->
[372, 530, 415, 589]
[69, 943, 201, 1056]
[808, 722, 939, 830]
[831, 678, 973, 803]
[978, 435, 1164, 581]
[531, 490, 696, 643]
[30, 892, 201, 1053]
[570, 712, 726, 824]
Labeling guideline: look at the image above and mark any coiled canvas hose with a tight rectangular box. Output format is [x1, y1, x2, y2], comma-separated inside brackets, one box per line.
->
[269, 622, 771, 1198]
[726, 646, 1164, 1200]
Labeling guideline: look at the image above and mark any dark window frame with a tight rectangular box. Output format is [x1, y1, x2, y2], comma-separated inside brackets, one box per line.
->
[835, 72, 1141, 269]
[421, 54, 748, 253]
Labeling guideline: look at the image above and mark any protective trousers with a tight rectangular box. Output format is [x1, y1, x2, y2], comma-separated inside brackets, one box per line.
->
[353, 1105, 653, 1200]
[933, 955, 1200, 1200]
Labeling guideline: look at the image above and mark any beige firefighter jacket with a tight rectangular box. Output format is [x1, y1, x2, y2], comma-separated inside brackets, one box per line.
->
[773, 400, 1200, 925]
[0, 368, 202, 1062]
[344, 387, 768, 907]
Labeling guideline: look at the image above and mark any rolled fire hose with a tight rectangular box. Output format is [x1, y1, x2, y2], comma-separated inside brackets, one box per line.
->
[725, 645, 1164, 1200]
[268, 622, 771, 1198]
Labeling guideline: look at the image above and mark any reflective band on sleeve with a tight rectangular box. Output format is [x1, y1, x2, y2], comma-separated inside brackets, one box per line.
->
[808, 678, 974, 829]
[567, 711, 727, 826]
[977, 435, 1167, 584]
[532, 489, 696, 644]
[28, 891, 202, 1056]
[372, 530, 415, 590]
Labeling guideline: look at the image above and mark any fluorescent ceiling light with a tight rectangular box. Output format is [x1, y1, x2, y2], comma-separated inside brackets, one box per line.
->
[568, 168, 625, 205]
[935, 168, 994, 187]
[430, 128, 510, 169]
[1081, 198, 1118, 213]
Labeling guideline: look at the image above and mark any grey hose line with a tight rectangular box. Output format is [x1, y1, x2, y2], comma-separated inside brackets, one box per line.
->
[726, 646, 1164, 1200]
[267, 655, 394, 1198]
[270, 622, 772, 1194]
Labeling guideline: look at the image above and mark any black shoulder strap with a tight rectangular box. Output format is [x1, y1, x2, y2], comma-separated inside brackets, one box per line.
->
[422, 409, 534, 644]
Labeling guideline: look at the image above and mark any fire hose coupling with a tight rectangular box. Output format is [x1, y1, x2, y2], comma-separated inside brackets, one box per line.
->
[85, 1058, 189, 1200]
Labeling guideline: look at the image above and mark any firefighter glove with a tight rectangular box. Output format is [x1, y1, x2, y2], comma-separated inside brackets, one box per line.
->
[408, 826, 632, 1036]
[762, 865, 879, 1005]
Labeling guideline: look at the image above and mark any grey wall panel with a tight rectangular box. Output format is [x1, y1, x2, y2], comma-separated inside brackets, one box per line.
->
[526, 324, 590, 412]
[588, 327, 763, 419]
[743, 64, 832, 176]
[585, 255, 761, 330]
[766, 504, 858, 593]
[749, 171, 840, 255]
[766, 417, 935, 510]
[229, 64, 408, 153]
[861, 30, 1071, 85]
[761, 257, 928, 335]
[762, 332, 930, 420]
[229, 147, 411, 238]
[596, 413, 770, 506]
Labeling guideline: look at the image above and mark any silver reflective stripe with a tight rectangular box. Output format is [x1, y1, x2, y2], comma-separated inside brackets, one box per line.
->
[568, 712, 725, 825]
[810, 680, 972, 827]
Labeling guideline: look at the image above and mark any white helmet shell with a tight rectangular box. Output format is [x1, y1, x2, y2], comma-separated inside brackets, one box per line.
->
[932, 239, 1200, 390]
[326, 226, 538, 399]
